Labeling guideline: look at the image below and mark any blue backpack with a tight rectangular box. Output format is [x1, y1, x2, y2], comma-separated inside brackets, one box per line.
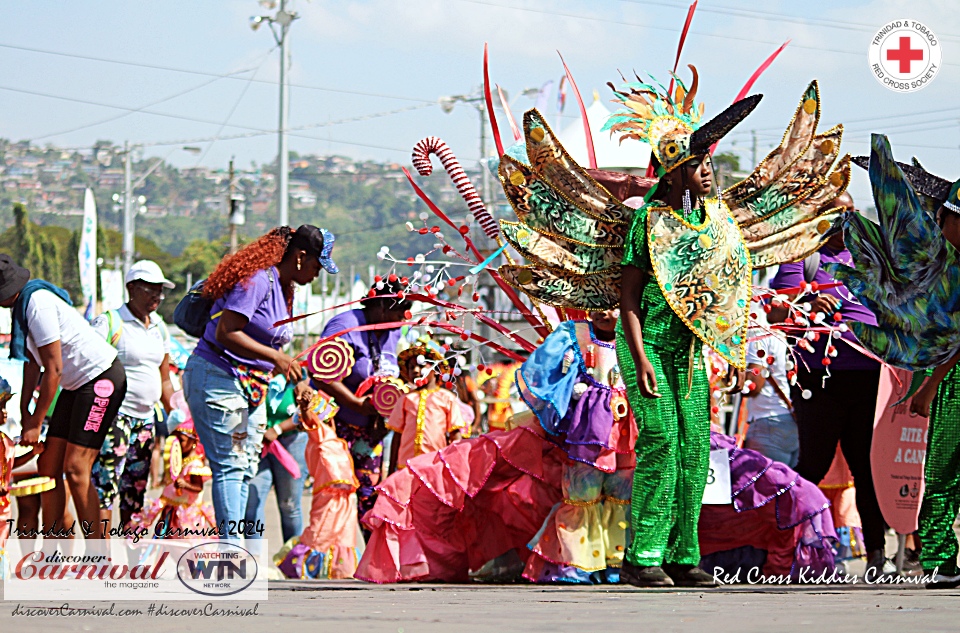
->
[173, 280, 222, 338]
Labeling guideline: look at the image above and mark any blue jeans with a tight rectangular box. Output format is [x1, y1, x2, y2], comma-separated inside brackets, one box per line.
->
[744, 412, 799, 468]
[183, 354, 267, 530]
[245, 430, 308, 542]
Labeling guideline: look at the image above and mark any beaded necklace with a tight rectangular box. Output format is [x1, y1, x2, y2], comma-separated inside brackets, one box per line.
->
[413, 387, 440, 458]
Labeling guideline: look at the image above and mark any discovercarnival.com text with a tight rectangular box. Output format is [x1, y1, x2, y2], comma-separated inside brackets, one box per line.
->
[10, 603, 261, 617]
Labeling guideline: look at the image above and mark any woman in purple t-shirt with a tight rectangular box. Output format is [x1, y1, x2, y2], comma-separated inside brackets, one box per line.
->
[183, 225, 337, 529]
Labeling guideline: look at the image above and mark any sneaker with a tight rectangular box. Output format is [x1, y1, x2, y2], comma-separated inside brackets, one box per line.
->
[925, 572, 960, 589]
[663, 563, 719, 587]
[620, 561, 675, 587]
[864, 549, 898, 582]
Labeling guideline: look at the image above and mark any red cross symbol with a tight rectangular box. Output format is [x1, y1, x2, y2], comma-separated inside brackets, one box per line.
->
[886, 36, 924, 74]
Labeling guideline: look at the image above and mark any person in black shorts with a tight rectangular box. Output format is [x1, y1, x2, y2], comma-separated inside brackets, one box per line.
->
[0, 254, 126, 537]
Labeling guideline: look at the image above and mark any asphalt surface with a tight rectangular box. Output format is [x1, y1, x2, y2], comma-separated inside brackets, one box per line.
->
[3, 580, 960, 633]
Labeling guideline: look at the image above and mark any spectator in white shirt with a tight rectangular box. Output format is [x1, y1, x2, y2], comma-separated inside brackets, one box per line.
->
[91, 260, 175, 531]
[0, 254, 127, 536]
[743, 330, 799, 468]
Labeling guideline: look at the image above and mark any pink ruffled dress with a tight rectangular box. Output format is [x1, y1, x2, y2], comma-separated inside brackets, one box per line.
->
[131, 456, 217, 537]
[276, 403, 362, 580]
[354, 321, 837, 583]
[0, 432, 13, 550]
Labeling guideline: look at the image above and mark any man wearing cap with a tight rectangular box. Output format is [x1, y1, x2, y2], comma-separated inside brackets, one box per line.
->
[91, 260, 175, 532]
[0, 253, 127, 538]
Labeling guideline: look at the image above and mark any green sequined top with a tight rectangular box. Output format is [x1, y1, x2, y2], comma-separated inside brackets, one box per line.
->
[619, 201, 704, 352]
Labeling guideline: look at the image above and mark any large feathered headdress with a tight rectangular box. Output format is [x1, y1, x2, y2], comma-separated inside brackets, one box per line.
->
[602, 65, 761, 176]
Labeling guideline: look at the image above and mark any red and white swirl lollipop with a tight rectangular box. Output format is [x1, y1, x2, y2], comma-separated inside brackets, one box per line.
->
[305, 337, 356, 383]
[371, 377, 407, 417]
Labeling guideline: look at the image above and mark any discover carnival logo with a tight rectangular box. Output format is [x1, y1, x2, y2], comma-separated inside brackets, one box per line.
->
[2, 539, 267, 601]
[869, 19, 941, 93]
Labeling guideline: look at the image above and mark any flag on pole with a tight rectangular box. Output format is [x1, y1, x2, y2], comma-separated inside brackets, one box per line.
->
[534, 80, 554, 115]
[79, 188, 98, 320]
[556, 75, 567, 115]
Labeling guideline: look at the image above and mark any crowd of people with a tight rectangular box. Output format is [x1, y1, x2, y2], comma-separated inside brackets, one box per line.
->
[3, 60, 960, 594]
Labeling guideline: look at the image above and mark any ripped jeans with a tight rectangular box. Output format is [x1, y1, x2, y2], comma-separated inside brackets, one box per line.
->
[183, 353, 267, 530]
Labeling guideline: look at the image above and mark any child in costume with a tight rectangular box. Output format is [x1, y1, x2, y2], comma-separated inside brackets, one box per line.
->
[276, 390, 362, 579]
[386, 343, 466, 474]
[129, 412, 215, 538]
[828, 136, 960, 587]
[518, 309, 636, 583]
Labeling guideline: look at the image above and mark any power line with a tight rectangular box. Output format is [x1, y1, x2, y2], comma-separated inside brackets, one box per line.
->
[454, 0, 960, 67]
[0, 83, 275, 133]
[141, 103, 435, 148]
[192, 48, 275, 166]
[616, 0, 960, 42]
[28, 66, 265, 143]
[0, 41, 437, 104]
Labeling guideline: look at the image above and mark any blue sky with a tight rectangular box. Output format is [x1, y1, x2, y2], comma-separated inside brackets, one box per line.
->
[2, 0, 958, 205]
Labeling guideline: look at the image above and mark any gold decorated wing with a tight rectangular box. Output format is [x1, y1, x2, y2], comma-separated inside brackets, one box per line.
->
[497, 109, 636, 310]
[724, 80, 850, 268]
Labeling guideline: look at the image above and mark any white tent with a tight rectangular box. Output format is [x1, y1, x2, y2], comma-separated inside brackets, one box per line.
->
[557, 95, 651, 171]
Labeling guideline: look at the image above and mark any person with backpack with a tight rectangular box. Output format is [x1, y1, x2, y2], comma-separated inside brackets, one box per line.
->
[90, 260, 175, 533]
[0, 253, 127, 539]
[180, 225, 337, 529]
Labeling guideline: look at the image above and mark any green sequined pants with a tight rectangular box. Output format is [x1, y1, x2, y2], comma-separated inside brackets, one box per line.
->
[919, 364, 960, 575]
[616, 334, 710, 567]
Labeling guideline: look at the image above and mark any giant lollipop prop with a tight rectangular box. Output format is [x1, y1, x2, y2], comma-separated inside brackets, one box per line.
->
[305, 337, 356, 383]
[370, 377, 408, 417]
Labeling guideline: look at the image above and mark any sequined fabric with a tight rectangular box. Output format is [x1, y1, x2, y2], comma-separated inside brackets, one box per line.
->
[919, 364, 960, 575]
[616, 319, 710, 567]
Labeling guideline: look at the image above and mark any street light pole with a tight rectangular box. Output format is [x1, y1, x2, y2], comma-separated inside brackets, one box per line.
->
[122, 141, 134, 276]
[252, 1, 298, 229]
[477, 103, 492, 229]
[277, 0, 291, 228]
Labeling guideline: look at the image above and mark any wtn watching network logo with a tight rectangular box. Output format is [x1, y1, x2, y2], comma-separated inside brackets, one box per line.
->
[177, 542, 259, 596]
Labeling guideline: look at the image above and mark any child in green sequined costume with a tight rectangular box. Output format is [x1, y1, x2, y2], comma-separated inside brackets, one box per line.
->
[617, 156, 718, 588]
[827, 137, 960, 588]
[909, 182, 960, 587]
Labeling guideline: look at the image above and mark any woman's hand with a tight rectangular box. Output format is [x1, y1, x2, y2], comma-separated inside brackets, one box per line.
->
[636, 355, 660, 399]
[910, 383, 937, 418]
[272, 350, 303, 384]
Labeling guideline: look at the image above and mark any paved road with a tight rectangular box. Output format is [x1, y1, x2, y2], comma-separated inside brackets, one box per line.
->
[3, 580, 959, 633]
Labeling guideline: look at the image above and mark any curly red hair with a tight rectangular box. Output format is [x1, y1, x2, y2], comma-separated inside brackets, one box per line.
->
[203, 227, 294, 309]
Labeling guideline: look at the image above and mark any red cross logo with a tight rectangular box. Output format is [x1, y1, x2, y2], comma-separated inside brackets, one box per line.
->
[886, 36, 924, 74]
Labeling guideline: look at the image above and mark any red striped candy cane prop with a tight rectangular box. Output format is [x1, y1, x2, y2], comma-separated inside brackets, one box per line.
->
[412, 137, 499, 240]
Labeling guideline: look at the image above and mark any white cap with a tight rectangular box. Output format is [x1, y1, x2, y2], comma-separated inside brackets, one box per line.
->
[126, 260, 175, 289]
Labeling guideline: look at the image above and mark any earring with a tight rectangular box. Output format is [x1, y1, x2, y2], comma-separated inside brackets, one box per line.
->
[297, 258, 302, 271]
[682, 188, 692, 218]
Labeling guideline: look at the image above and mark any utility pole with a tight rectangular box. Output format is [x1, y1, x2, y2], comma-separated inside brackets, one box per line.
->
[252, 2, 298, 228]
[750, 130, 758, 168]
[478, 103, 491, 237]
[122, 141, 134, 276]
[227, 158, 246, 255]
[228, 159, 238, 254]
[277, 0, 291, 228]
